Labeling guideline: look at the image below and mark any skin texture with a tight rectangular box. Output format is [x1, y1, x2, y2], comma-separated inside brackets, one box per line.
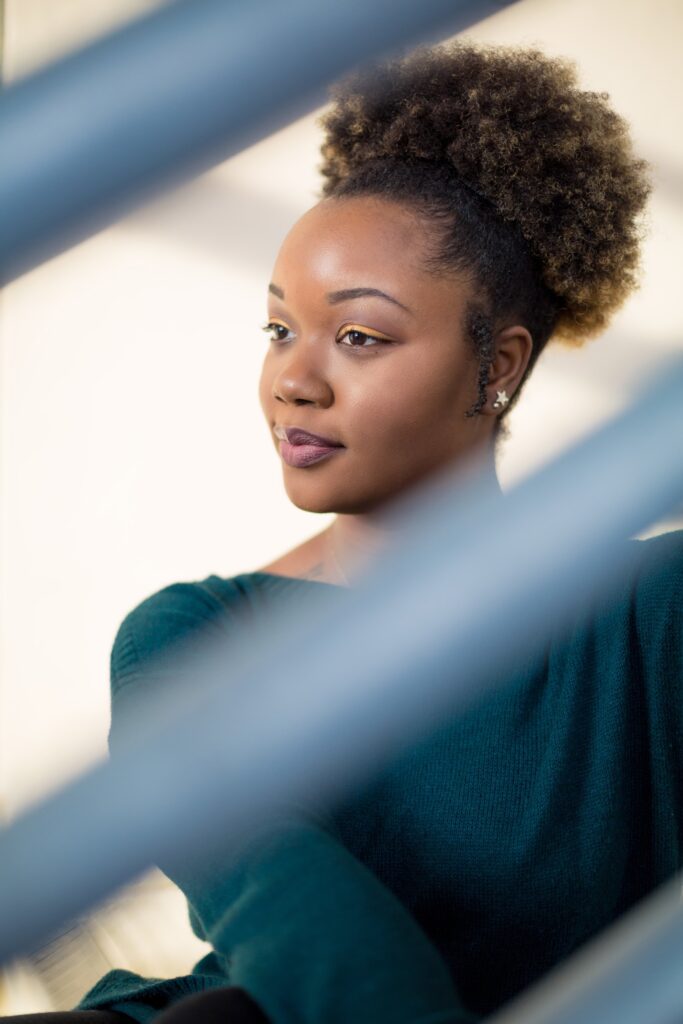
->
[258, 196, 533, 585]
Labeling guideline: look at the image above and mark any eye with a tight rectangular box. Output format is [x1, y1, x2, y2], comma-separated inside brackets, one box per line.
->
[338, 327, 388, 349]
[260, 321, 392, 350]
[261, 321, 291, 343]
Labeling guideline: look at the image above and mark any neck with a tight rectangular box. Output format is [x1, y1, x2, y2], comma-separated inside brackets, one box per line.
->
[325, 448, 502, 584]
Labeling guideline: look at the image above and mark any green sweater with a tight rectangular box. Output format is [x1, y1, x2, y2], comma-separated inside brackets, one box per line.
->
[77, 529, 683, 1023]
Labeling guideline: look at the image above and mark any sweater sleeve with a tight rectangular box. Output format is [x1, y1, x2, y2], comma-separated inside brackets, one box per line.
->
[107, 579, 477, 1024]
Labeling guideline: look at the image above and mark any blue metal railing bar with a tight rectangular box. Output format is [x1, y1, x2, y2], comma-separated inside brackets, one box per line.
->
[0, 0, 518, 284]
[0, 355, 682, 1024]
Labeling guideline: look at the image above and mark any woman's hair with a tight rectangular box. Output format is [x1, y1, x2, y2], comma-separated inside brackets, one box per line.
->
[315, 41, 652, 441]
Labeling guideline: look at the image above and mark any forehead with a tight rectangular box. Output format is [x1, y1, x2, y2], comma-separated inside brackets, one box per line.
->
[272, 196, 433, 292]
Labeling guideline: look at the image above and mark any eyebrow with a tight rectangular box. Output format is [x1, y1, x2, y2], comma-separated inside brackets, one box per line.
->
[268, 282, 413, 315]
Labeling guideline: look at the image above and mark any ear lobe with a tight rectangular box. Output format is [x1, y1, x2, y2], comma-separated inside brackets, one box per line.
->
[487, 324, 533, 399]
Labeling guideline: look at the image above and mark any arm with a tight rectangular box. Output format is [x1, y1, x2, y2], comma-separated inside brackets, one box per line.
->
[107, 580, 478, 1024]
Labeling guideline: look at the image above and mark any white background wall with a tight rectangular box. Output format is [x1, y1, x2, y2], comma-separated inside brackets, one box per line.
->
[0, 0, 682, 1010]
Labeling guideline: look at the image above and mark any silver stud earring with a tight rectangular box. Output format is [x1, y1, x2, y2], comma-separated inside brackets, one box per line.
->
[492, 390, 509, 410]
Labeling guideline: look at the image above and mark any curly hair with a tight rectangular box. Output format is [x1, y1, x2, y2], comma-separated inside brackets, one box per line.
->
[315, 41, 652, 436]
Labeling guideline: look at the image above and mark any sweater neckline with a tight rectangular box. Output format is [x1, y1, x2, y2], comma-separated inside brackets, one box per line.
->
[249, 570, 345, 589]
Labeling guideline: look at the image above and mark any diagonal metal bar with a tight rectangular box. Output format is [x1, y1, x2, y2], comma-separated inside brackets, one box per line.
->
[0, 355, 682, 1024]
[0, 0, 518, 284]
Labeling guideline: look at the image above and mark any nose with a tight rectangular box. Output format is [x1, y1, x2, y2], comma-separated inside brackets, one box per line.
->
[272, 339, 333, 407]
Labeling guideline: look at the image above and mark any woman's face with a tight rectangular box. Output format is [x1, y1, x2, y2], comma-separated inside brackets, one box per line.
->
[258, 195, 494, 515]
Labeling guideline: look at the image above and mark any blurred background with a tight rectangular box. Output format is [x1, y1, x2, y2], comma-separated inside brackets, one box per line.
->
[0, 0, 681, 1012]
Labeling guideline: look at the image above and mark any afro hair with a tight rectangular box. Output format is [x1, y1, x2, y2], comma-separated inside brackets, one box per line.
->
[316, 40, 652, 349]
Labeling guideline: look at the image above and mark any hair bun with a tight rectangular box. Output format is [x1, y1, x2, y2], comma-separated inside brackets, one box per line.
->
[318, 41, 652, 344]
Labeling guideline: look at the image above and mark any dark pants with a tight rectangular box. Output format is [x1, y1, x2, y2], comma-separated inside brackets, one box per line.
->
[1, 986, 270, 1023]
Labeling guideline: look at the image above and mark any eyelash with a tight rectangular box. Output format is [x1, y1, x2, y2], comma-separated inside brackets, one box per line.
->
[261, 321, 390, 350]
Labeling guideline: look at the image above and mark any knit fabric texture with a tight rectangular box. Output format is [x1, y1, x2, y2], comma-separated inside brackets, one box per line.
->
[76, 528, 683, 1022]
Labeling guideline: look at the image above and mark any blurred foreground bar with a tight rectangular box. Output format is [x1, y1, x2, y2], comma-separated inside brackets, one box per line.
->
[0, 0, 517, 282]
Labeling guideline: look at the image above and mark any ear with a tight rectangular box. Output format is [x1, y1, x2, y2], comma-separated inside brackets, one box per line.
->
[481, 324, 534, 418]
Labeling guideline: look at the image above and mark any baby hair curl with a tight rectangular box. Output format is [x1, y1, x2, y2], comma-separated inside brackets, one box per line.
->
[315, 41, 652, 434]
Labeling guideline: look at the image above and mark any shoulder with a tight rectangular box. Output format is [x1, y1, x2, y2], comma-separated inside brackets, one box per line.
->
[522, 530, 683, 662]
[627, 528, 683, 635]
[630, 528, 683, 599]
[632, 526, 683, 560]
[110, 574, 258, 696]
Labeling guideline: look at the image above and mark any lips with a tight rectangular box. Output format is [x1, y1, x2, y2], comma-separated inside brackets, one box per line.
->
[276, 425, 344, 448]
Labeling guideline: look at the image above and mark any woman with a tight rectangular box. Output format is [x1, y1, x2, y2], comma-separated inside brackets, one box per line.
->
[9, 39, 679, 1024]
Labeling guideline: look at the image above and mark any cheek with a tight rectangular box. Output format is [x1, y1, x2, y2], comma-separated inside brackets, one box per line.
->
[348, 351, 474, 446]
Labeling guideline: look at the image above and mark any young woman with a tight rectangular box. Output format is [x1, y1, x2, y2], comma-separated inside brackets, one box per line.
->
[9, 39, 680, 1024]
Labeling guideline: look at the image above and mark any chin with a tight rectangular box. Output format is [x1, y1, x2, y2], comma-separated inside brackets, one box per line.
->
[282, 483, 391, 517]
[284, 491, 341, 515]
